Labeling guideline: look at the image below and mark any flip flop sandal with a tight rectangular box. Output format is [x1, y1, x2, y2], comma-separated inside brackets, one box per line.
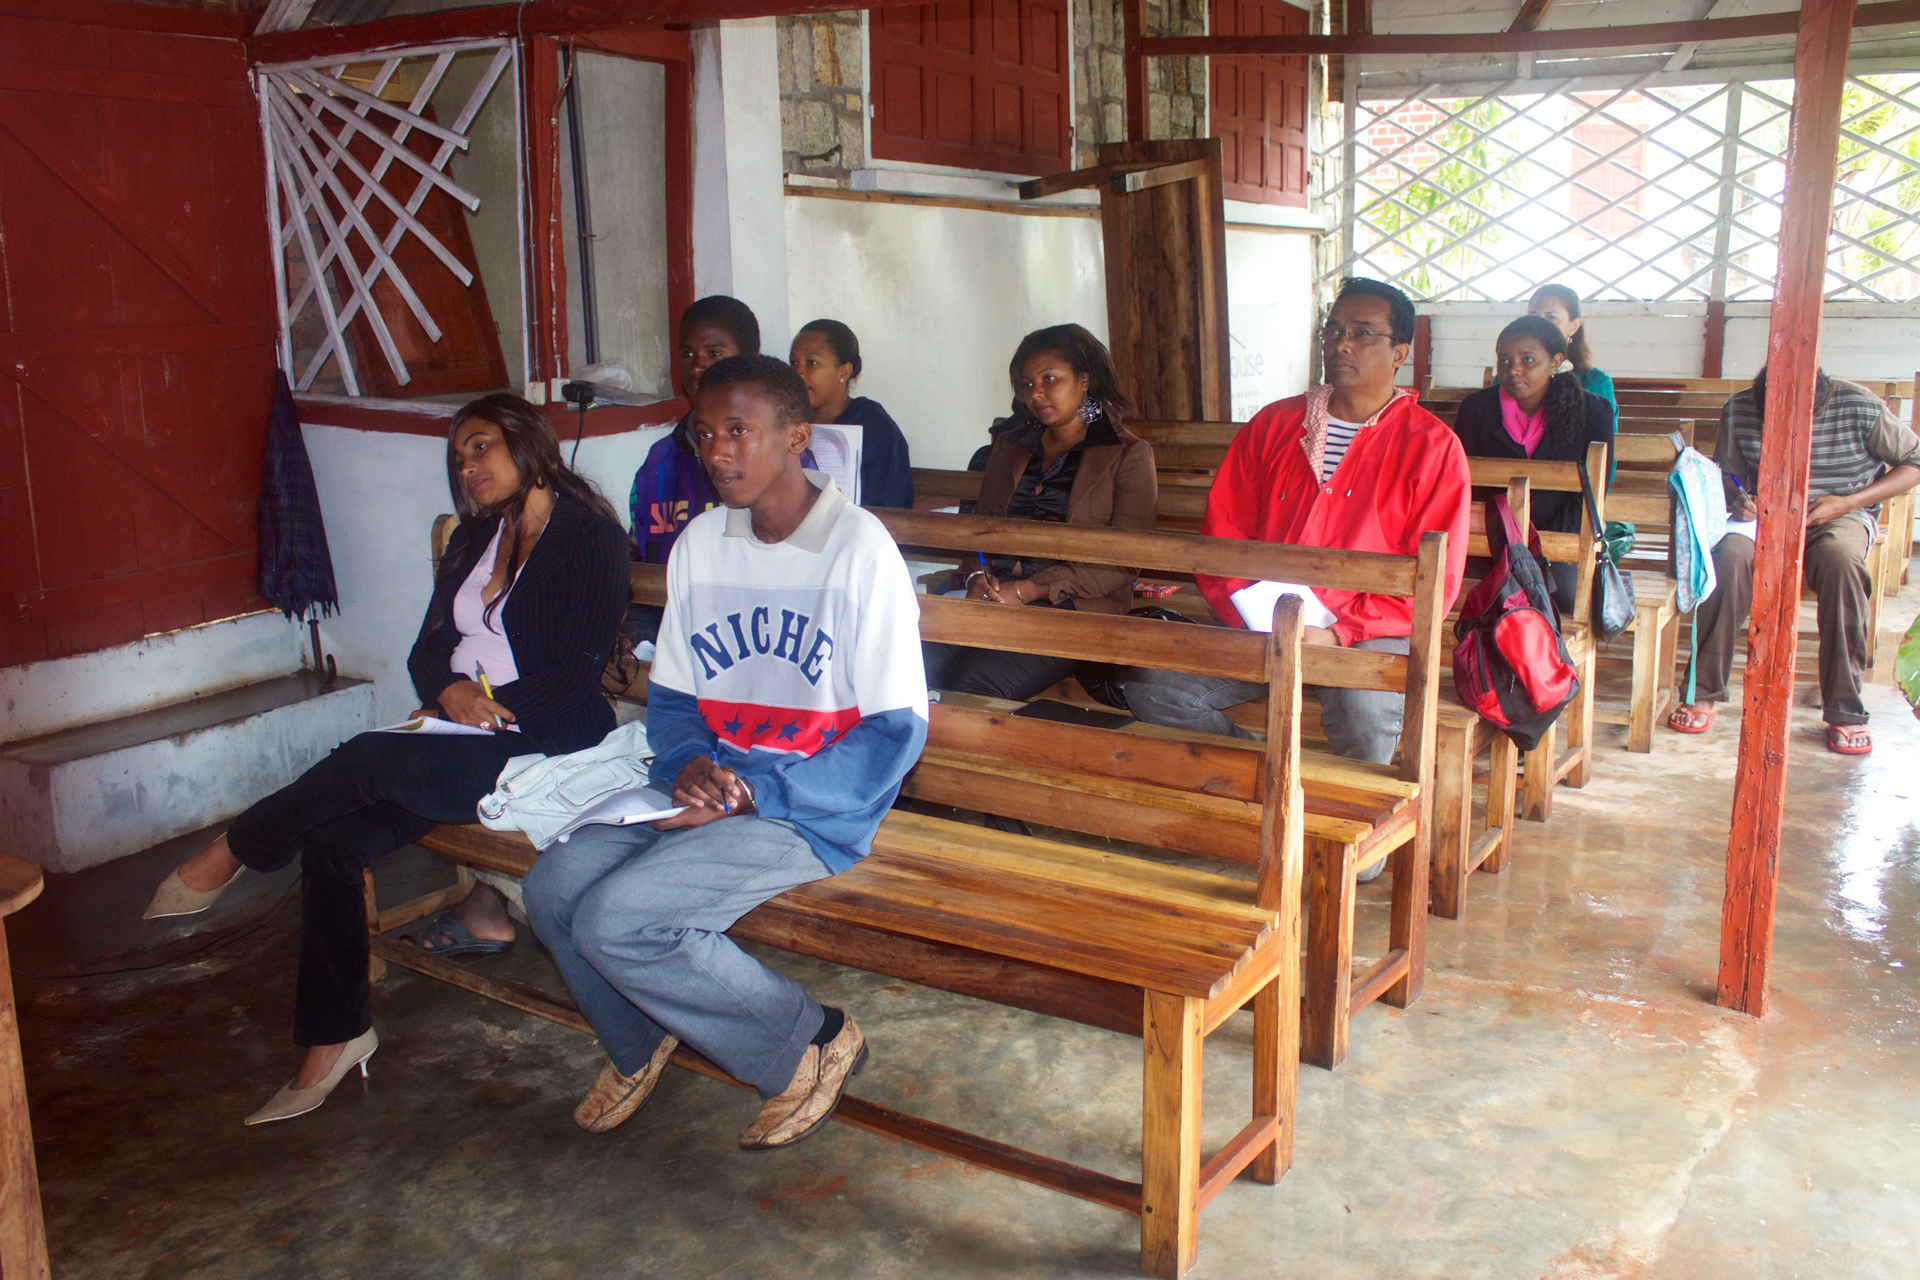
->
[1668, 705, 1717, 734]
[401, 913, 514, 957]
[1826, 724, 1872, 756]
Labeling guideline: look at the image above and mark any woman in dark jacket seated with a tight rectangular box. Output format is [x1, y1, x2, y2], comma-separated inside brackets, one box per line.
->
[1452, 314, 1616, 615]
[143, 392, 628, 1125]
[924, 323, 1157, 700]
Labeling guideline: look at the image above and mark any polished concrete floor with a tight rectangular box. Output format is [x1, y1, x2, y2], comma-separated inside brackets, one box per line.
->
[11, 591, 1920, 1278]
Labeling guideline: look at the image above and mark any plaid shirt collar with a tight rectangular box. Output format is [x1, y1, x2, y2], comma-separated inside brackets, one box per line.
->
[1302, 384, 1414, 482]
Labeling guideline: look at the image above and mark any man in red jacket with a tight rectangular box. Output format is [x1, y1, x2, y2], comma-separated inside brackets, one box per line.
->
[1125, 278, 1470, 771]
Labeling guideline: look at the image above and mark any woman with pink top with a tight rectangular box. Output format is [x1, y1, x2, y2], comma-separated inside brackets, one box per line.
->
[1450, 314, 1616, 614]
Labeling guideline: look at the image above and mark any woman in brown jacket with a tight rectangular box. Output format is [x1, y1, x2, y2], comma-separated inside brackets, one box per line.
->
[926, 324, 1158, 700]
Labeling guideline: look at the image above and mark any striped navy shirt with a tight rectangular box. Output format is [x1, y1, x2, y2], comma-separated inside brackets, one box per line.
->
[1716, 378, 1920, 539]
[1322, 417, 1363, 479]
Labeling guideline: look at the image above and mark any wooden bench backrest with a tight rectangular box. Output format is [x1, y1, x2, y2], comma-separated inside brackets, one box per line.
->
[1462, 441, 1609, 626]
[1613, 430, 1690, 470]
[870, 509, 1449, 795]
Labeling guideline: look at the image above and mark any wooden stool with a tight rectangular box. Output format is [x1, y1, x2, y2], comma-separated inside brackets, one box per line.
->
[0, 853, 48, 1280]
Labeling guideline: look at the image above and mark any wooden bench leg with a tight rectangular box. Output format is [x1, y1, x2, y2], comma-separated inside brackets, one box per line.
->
[1521, 716, 1554, 823]
[1429, 722, 1471, 921]
[1382, 822, 1427, 1011]
[363, 870, 387, 983]
[1141, 991, 1202, 1280]
[1249, 976, 1292, 1184]
[364, 865, 474, 984]
[1482, 732, 1520, 875]
[1627, 602, 1662, 753]
[1301, 836, 1354, 1069]
[1656, 604, 1681, 729]
[1564, 643, 1596, 788]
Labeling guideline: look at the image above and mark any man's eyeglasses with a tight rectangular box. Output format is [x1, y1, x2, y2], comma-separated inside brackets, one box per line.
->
[1319, 326, 1396, 346]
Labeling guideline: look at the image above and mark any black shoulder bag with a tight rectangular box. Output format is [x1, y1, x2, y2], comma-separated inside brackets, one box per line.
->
[1579, 458, 1635, 643]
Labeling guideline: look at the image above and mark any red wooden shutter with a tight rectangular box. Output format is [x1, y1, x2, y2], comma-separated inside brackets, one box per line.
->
[0, 11, 278, 666]
[1209, 0, 1309, 207]
[872, 0, 1070, 176]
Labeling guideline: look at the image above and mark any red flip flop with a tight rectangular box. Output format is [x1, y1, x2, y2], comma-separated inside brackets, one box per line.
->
[1826, 724, 1872, 755]
[1668, 704, 1717, 734]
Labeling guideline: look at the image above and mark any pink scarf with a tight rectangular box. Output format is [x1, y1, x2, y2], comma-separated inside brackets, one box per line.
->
[1302, 384, 1413, 482]
[1498, 387, 1546, 455]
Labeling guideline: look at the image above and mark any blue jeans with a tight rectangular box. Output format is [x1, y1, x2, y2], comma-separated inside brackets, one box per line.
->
[523, 817, 832, 1097]
[1121, 635, 1412, 764]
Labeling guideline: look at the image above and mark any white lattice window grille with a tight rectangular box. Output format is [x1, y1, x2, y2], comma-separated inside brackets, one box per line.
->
[256, 42, 517, 394]
[1328, 73, 1920, 305]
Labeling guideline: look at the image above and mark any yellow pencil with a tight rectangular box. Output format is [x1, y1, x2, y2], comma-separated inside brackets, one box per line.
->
[477, 665, 494, 700]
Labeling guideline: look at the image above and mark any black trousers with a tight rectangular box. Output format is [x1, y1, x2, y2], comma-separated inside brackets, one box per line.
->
[923, 642, 1080, 702]
[226, 731, 522, 1045]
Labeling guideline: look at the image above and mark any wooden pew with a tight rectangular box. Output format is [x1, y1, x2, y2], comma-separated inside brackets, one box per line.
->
[881, 512, 1447, 1070]
[910, 454, 1522, 924]
[384, 518, 1320, 1280]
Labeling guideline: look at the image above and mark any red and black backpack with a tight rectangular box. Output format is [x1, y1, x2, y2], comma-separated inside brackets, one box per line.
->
[1451, 494, 1580, 751]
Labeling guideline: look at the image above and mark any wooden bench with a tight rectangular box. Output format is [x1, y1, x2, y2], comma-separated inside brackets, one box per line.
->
[1460, 448, 1609, 813]
[378, 517, 1321, 1280]
[911, 451, 1521, 925]
[879, 511, 1447, 1070]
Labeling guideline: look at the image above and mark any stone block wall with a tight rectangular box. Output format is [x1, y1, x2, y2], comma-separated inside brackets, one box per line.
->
[778, 12, 867, 180]
[1072, 0, 1208, 165]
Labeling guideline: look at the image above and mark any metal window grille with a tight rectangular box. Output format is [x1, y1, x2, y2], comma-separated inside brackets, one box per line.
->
[257, 42, 516, 394]
[1327, 73, 1920, 304]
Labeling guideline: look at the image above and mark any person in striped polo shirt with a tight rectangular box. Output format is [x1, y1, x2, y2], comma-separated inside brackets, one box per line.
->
[1670, 369, 1920, 755]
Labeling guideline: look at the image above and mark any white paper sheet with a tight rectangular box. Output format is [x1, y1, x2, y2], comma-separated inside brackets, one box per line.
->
[377, 716, 501, 736]
[807, 424, 864, 505]
[1230, 580, 1338, 632]
[566, 785, 687, 828]
[1723, 520, 1758, 542]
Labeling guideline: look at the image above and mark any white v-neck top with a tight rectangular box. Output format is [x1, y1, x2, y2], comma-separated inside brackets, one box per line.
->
[448, 522, 521, 689]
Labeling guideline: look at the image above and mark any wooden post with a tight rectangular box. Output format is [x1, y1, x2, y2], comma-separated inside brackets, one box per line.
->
[1702, 300, 1728, 379]
[0, 855, 48, 1280]
[524, 35, 569, 384]
[1123, 0, 1147, 142]
[1412, 314, 1431, 395]
[664, 57, 695, 335]
[1717, 0, 1855, 1017]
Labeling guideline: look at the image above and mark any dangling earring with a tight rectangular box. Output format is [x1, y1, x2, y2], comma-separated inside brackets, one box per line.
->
[1078, 397, 1101, 425]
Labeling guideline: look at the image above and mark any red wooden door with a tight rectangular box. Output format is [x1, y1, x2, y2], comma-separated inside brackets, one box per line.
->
[872, 0, 1070, 176]
[1209, 0, 1309, 207]
[0, 10, 277, 666]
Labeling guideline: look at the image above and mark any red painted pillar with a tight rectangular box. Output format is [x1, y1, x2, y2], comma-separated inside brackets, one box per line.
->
[1716, 0, 1855, 1017]
[523, 35, 568, 385]
[663, 58, 694, 337]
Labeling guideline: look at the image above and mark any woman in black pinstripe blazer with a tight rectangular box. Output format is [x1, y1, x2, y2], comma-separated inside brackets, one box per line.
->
[143, 393, 628, 1125]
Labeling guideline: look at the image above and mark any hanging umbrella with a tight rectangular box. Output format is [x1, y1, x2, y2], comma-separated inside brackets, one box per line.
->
[257, 369, 340, 674]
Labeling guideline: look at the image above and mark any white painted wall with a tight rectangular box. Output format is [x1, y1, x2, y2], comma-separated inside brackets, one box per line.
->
[1225, 226, 1318, 420]
[784, 197, 1108, 469]
[692, 20, 791, 342]
[300, 420, 672, 726]
[1419, 300, 1920, 391]
[785, 198, 1321, 465]
[0, 612, 307, 746]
